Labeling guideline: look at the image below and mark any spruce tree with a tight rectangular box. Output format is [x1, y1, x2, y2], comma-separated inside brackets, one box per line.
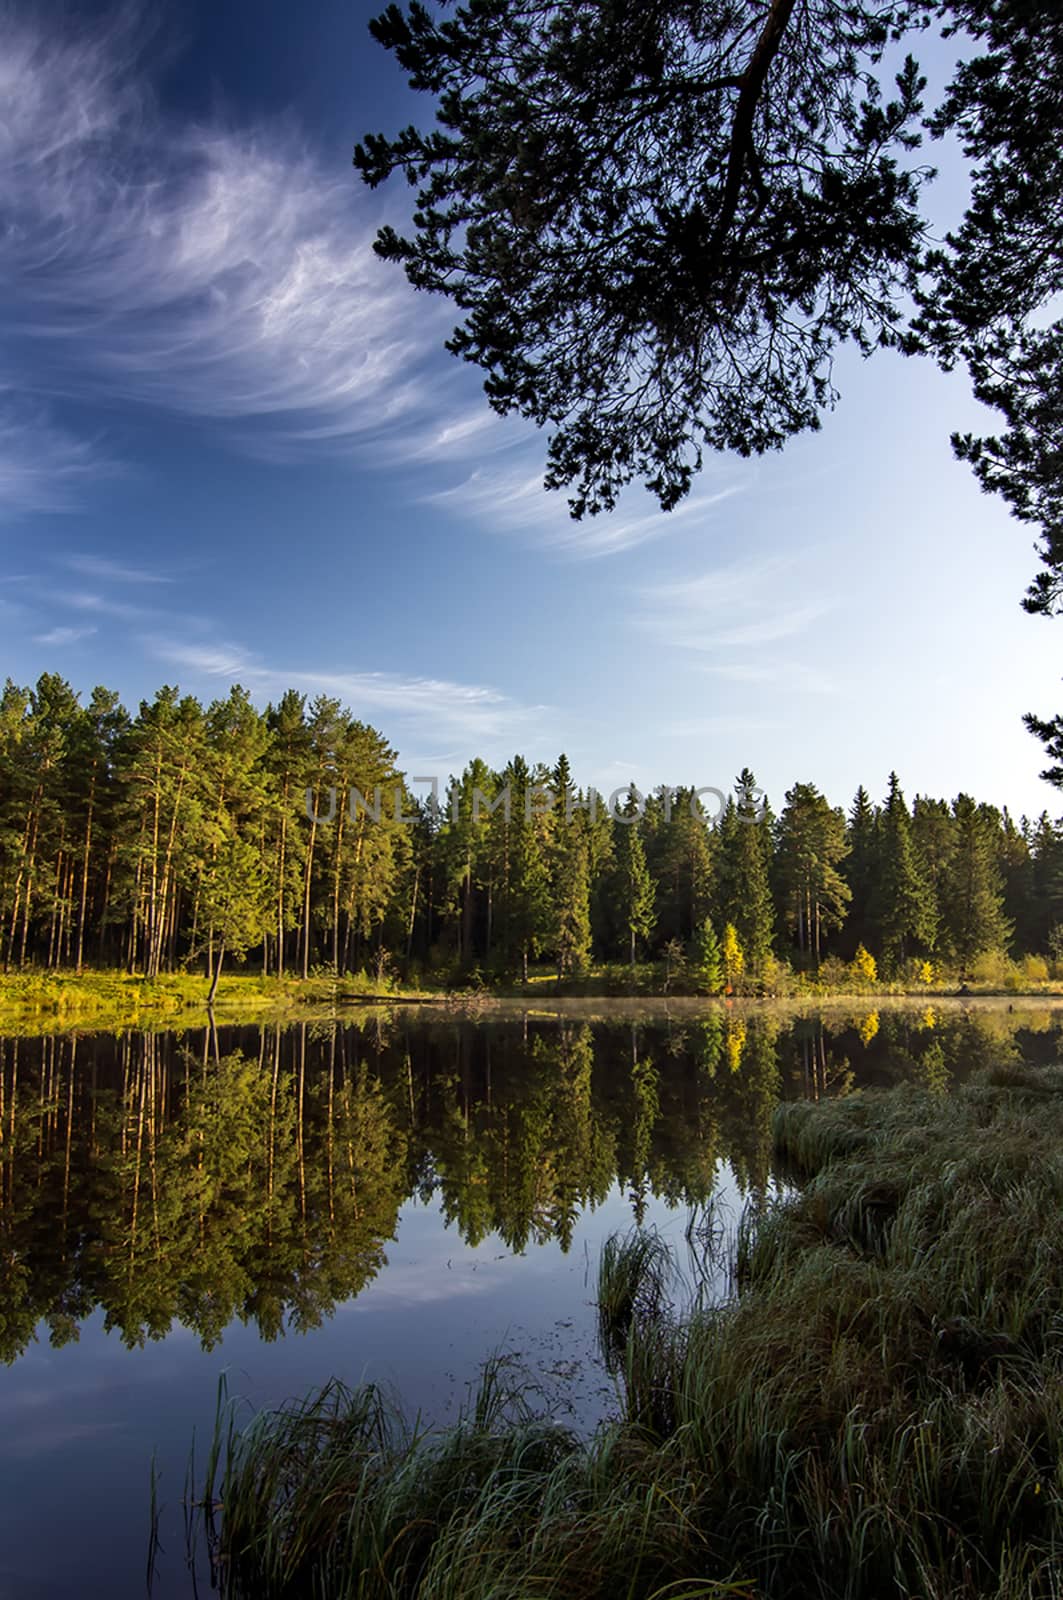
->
[717, 769, 774, 983]
[691, 916, 723, 996]
[843, 786, 879, 959]
[611, 789, 656, 967]
[941, 795, 1012, 974]
[911, 795, 954, 952]
[493, 754, 551, 980]
[874, 773, 936, 973]
[551, 756, 592, 979]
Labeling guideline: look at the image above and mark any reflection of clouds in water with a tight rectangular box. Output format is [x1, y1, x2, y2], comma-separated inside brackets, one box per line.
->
[4, 1417, 125, 1461]
[341, 1257, 497, 1310]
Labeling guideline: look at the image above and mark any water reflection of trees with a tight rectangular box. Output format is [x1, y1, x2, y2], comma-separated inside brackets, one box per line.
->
[1, 1007, 1059, 1362]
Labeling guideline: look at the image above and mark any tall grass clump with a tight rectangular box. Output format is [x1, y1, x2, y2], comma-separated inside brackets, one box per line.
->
[183, 1063, 1063, 1600]
[597, 1229, 674, 1366]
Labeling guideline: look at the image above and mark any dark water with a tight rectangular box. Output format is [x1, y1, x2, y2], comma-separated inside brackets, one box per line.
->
[0, 1000, 1060, 1598]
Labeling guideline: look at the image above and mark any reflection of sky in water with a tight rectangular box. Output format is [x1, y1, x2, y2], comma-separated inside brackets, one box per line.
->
[0, 1179, 726, 1600]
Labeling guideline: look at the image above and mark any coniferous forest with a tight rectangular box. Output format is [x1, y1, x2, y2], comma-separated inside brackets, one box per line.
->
[2, 672, 1060, 990]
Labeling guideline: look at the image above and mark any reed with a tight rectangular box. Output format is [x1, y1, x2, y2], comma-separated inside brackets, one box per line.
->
[181, 1064, 1063, 1599]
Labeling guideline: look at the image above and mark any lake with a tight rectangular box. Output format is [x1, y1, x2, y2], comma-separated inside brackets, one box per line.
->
[1, 999, 1060, 1598]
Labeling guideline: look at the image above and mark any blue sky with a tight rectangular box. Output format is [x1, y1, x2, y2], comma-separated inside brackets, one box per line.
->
[1, 0, 1060, 820]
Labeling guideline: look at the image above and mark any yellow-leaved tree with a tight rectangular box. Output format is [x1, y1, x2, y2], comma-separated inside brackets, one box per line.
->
[722, 923, 744, 995]
[851, 944, 877, 986]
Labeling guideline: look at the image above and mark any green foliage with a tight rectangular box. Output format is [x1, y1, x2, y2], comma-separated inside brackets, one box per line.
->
[690, 916, 723, 995]
[721, 922, 744, 994]
[774, 781, 851, 961]
[4, 671, 1063, 995]
[716, 771, 774, 982]
[874, 772, 936, 973]
[940, 793, 1013, 972]
[609, 792, 656, 966]
[550, 804, 593, 981]
[356, 0, 929, 522]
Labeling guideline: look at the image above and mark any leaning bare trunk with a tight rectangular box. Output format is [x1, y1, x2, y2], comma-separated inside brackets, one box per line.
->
[207, 940, 225, 1007]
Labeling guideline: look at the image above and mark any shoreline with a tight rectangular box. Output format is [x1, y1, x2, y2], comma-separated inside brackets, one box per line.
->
[4, 968, 1063, 1036]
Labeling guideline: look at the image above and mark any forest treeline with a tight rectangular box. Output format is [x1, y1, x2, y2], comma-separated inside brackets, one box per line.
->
[2, 673, 1061, 989]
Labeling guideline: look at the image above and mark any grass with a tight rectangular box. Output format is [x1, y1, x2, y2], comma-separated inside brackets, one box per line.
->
[0, 965, 448, 1030]
[179, 1061, 1063, 1599]
[505, 959, 1063, 1002]
[597, 1229, 675, 1372]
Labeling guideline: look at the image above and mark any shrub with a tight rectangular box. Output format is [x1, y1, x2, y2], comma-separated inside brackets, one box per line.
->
[816, 954, 848, 991]
[970, 948, 1012, 986]
[850, 943, 877, 985]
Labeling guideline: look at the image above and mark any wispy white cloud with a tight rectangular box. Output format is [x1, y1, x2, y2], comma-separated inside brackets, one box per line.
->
[146, 636, 547, 747]
[425, 460, 745, 558]
[62, 555, 173, 585]
[0, 398, 112, 518]
[665, 714, 784, 736]
[634, 555, 842, 691]
[56, 590, 157, 622]
[0, 11, 455, 475]
[702, 660, 841, 694]
[709, 604, 829, 648]
[32, 624, 98, 646]
[0, 8, 744, 560]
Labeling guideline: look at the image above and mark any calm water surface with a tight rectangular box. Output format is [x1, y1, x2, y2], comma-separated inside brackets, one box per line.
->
[1, 1001, 1061, 1598]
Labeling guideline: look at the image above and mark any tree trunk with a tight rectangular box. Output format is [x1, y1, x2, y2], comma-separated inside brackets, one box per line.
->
[277, 778, 289, 978]
[207, 940, 226, 1007]
[406, 864, 420, 960]
[302, 810, 318, 980]
[76, 769, 97, 974]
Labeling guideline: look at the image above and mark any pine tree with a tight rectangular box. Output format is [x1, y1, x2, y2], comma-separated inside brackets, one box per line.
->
[998, 808, 1034, 952]
[68, 687, 127, 972]
[774, 782, 851, 962]
[200, 834, 271, 1005]
[646, 786, 713, 945]
[874, 773, 935, 974]
[120, 687, 208, 978]
[1028, 813, 1063, 955]
[264, 690, 311, 977]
